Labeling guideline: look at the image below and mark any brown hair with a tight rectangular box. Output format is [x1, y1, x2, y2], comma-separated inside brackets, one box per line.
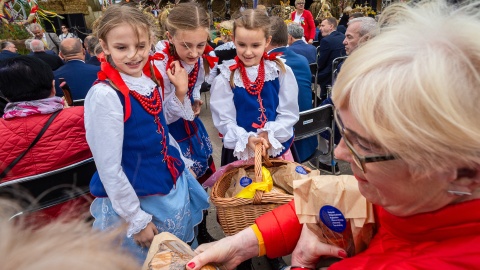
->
[93, 4, 156, 59]
[164, 2, 211, 74]
[230, 9, 285, 87]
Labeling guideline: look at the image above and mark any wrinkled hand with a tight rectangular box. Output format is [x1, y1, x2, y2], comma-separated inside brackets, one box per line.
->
[186, 228, 258, 270]
[247, 136, 269, 156]
[193, 100, 203, 116]
[167, 60, 188, 100]
[133, 222, 159, 249]
[291, 224, 347, 268]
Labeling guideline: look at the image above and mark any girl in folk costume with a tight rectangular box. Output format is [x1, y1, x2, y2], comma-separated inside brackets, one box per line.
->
[154, 2, 217, 184]
[84, 5, 209, 262]
[210, 9, 299, 166]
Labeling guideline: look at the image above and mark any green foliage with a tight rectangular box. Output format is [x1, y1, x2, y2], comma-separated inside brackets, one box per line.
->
[0, 23, 31, 40]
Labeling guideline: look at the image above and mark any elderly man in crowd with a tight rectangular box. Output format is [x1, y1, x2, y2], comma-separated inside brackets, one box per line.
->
[54, 38, 100, 100]
[0, 41, 19, 63]
[287, 22, 317, 64]
[316, 17, 345, 100]
[85, 36, 101, 66]
[29, 39, 64, 71]
[29, 23, 61, 55]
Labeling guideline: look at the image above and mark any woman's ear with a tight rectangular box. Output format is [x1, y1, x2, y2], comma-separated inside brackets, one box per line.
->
[50, 80, 56, 97]
[447, 165, 480, 196]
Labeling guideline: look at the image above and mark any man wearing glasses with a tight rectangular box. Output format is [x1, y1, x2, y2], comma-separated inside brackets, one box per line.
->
[290, 0, 316, 44]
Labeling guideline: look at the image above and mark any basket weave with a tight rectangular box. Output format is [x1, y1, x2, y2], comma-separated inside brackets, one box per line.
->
[211, 145, 311, 236]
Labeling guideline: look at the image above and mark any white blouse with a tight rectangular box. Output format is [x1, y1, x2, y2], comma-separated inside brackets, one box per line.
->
[154, 40, 204, 123]
[84, 73, 193, 237]
[210, 59, 299, 160]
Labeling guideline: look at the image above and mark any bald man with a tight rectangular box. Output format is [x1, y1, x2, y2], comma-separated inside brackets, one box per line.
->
[53, 38, 100, 100]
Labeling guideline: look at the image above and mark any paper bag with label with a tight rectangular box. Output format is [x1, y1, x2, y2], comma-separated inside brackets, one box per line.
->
[142, 232, 221, 270]
[272, 163, 320, 194]
[293, 175, 375, 256]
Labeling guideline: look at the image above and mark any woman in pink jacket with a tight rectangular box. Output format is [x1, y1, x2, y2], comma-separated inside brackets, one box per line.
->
[290, 0, 316, 44]
[186, 1, 480, 269]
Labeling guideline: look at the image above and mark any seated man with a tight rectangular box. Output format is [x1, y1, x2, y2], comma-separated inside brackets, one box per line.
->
[0, 56, 92, 218]
[287, 22, 317, 64]
[29, 39, 64, 71]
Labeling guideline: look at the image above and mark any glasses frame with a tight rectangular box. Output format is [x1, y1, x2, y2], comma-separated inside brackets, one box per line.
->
[334, 109, 397, 173]
[296, 2, 305, 5]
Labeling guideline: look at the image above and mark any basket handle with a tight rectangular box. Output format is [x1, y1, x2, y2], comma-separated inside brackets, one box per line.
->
[253, 144, 272, 205]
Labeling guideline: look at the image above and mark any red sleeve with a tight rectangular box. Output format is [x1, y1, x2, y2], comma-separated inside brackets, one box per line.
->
[255, 200, 303, 258]
[291, 11, 295, 21]
[304, 11, 316, 41]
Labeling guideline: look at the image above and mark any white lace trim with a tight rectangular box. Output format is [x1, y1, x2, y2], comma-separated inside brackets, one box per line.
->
[126, 211, 153, 237]
[218, 59, 280, 89]
[215, 41, 236, 51]
[233, 132, 257, 160]
[259, 128, 285, 158]
[171, 95, 195, 121]
[120, 73, 157, 96]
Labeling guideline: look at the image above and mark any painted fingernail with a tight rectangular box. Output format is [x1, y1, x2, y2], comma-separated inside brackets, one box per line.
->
[187, 262, 195, 269]
[338, 250, 347, 258]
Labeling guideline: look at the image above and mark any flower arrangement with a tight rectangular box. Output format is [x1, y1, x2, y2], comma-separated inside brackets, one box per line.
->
[219, 27, 232, 37]
[0, 23, 30, 40]
[284, 19, 293, 25]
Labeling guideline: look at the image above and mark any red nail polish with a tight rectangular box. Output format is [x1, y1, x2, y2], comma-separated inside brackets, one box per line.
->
[187, 262, 196, 269]
[338, 250, 347, 258]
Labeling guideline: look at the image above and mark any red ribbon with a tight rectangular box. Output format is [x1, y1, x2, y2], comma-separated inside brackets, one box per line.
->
[143, 52, 166, 99]
[202, 45, 218, 68]
[263, 52, 283, 61]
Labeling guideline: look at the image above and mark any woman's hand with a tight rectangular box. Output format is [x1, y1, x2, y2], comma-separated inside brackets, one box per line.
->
[291, 224, 347, 268]
[133, 222, 159, 249]
[167, 60, 188, 102]
[186, 227, 259, 270]
[307, 39, 314, 44]
[193, 99, 203, 116]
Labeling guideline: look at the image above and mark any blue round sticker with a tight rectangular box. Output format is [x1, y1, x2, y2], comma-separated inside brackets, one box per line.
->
[319, 205, 347, 233]
[239, 177, 253, 187]
[295, 166, 307, 175]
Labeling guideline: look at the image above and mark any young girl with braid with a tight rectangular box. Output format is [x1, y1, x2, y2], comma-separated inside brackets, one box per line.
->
[154, 2, 217, 184]
[84, 5, 209, 262]
[210, 9, 299, 166]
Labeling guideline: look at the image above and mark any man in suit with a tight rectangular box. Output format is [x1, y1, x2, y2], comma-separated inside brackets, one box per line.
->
[0, 41, 19, 63]
[54, 38, 100, 100]
[85, 36, 101, 66]
[267, 16, 318, 164]
[29, 40, 64, 71]
[317, 17, 345, 99]
[287, 22, 317, 64]
[29, 23, 61, 55]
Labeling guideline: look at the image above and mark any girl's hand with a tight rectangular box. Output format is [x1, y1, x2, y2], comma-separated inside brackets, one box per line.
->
[291, 224, 347, 268]
[167, 60, 188, 101]
[247, 136, 268, 156]
[133, 222, 159, 249]
[257, 132, 271, 150]
[193, 100, 203, 116]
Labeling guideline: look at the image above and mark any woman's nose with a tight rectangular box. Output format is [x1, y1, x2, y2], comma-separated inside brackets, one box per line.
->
[334, 139, 352, 163]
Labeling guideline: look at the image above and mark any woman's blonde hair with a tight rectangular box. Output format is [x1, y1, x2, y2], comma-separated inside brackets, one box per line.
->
[0, 199, 139, 270]
[332, 0, 480, 173]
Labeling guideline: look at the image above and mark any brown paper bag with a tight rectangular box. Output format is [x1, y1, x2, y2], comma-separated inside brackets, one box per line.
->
[272, 163, 320, 194]
[293, 175, 376, 256]
[142, 232, 221, 270]
[225, 168, 257, 198]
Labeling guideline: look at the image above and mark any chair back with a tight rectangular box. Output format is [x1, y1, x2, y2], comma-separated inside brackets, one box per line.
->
[294, 104, 334, 141]
[332, 56, 348, 84]
[72, 99, 85, 106]
[0, 158, 96, 218]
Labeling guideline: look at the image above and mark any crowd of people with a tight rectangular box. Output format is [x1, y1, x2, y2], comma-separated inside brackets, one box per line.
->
[0, 0, 479, 269]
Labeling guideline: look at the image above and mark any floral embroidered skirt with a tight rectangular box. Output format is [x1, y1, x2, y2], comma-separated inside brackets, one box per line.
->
[90, 170, 210, 263]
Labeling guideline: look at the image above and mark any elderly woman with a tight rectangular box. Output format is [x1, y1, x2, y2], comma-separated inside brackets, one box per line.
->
[186, 1, 480, 269]
[290, 0, 316, 44]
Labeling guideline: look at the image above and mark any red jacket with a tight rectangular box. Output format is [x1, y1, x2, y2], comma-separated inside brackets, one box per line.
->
[291, 10, 316, 41]
[0, 107, 91, 182]
[256, 200, 480, 269]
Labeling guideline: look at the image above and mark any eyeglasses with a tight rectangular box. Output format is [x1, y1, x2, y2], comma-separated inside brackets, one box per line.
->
[296, 2, 305, 5]
[334, 109, 397, 173]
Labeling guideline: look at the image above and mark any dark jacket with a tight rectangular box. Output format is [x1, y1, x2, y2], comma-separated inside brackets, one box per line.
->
[288, 40, 317, 64]
[316, 31, 346, 95]
[53, 60, 100, 100]
[30, 52, 64, 71]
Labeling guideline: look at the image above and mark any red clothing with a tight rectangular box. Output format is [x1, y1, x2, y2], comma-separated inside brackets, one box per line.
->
[0, 107, 91, 181]
[291, 10, 316, 41]
[257, 200, 480, 269]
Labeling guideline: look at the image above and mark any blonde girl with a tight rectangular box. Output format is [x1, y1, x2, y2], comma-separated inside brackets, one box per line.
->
[154, 2, 216, 185]
[210, 9, 299, 166]
[84, 4, 209, 262]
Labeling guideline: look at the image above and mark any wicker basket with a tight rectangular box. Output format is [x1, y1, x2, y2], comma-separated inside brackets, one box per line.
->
[211, 144, 311, 236]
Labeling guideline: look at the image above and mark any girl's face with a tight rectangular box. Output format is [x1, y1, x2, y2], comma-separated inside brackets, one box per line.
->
[168, 28, 209, 65]
[233, 27, 271, 67]
[100, 23, 151, 77]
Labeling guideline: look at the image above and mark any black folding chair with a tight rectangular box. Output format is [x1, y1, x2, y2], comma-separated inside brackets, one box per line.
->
[309, 63, 321, 107]
[293, 104, 337, 174]
[0, 158, 96, 220]
[332, 56, 348, 86]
